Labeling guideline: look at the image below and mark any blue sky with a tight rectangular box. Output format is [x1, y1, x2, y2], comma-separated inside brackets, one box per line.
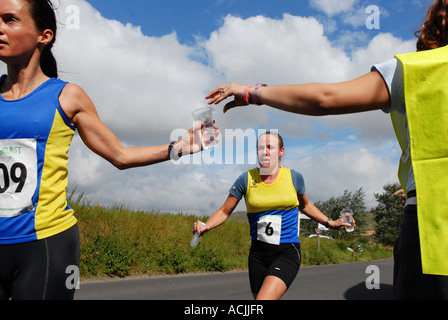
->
[1, 0, 433, 214]
[63, 0, 429, 213]
[86, 0, 426, 44]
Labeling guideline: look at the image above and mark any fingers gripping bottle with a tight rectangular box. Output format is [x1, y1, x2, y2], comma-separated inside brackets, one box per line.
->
[190, 222, 206, 248]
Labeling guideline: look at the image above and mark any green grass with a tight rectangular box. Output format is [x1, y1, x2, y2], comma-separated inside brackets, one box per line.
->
[70, 197, 392, 280]
[300, 236, 392, 266]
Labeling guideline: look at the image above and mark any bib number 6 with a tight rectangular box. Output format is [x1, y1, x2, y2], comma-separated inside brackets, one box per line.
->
[265, 222, 274, 237]
[257, 215, 282, 245]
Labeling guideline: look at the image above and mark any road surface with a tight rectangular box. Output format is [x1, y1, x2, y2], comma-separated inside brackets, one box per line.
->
[75, 259, 393, 300]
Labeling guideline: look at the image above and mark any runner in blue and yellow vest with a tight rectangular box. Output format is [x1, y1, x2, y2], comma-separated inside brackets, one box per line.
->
[192, 132, 352, 300]
[0, 76, 77, 244]
[0, 0, 213, 300]
[206, 0, 448, 300]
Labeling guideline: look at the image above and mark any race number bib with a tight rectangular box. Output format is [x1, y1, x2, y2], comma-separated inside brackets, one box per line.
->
[257, 215, 282, 245]
[0, 139, 38, 217]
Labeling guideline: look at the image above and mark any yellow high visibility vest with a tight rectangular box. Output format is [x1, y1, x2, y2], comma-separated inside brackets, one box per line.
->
[394, 45, 448, 276]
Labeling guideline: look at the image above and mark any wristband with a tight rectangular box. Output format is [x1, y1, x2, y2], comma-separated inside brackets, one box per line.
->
[243, 86, 253, 104]
[250, 84, 267, 105]
[168, 141, 179, 160]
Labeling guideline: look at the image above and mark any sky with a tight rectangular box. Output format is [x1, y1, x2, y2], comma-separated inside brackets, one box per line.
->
[0, 0, 432, 215]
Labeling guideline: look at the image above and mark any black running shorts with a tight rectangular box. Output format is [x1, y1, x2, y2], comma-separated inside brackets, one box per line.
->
[248, 240, 301, 294]
[0, 224, 80, 300]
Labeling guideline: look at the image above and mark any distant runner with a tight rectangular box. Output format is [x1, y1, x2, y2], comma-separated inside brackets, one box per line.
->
[193, 132, 351, 300]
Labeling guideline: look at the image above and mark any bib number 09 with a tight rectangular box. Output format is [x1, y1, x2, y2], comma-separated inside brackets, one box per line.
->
[0, 162, 27, 193]
[0, 138, 37, 217]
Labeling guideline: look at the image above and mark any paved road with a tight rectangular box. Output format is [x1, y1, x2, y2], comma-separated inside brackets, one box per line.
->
[75, 259, 393, 300]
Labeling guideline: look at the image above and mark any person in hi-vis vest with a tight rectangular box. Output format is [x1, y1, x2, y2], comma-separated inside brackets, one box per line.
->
[207, 0, 448, 300]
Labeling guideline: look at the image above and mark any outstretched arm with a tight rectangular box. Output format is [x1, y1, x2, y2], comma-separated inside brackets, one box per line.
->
[59, 83, 213, 170]
[207, 71, 390, 116]
[298, 193, 353, 230]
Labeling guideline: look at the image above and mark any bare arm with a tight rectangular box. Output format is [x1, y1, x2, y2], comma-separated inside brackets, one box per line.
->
[193, 195, 240, 235]
[59, 84, 208, 170]
[298, 193, 352, 230]
[207, 71, 391, 116]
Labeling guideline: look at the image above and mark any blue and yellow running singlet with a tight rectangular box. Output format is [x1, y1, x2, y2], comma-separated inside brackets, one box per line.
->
[229, 167, 305, 245]
[0, 76, 77, 244]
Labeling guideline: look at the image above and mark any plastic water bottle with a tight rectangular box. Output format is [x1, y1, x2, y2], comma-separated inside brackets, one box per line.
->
[190, 222, 206, 248]
[340, 209, 354, 232]
[202, 126, 217, 150]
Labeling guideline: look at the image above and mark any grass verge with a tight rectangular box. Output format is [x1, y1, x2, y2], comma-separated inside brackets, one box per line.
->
[71, 199, 392, 280]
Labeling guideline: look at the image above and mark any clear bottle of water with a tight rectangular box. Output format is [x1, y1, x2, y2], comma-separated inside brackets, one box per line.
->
[190, 222, 206, 247]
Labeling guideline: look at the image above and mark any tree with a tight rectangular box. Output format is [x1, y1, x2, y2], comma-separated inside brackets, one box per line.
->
[372, 182, 404, 245]
[302, 188, 367, 239]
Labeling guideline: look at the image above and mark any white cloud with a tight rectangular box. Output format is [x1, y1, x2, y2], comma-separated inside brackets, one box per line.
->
[201, 13, 414, 208]
[1, 0, 416, 214]
[68, 135, 246, 214]
[202, 14, 415, 147]
[310, 0, 358, 17]
[204, 14, 352, 85]
[55, 0, 214, 146]
[283, 144, 398, 209]
[51, 0, 226, 214]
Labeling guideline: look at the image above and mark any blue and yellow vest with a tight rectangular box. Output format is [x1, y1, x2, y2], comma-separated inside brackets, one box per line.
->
[245, 167, 301, 244]
[0, 76, 77, 244]
[393, 46, 448, 275]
